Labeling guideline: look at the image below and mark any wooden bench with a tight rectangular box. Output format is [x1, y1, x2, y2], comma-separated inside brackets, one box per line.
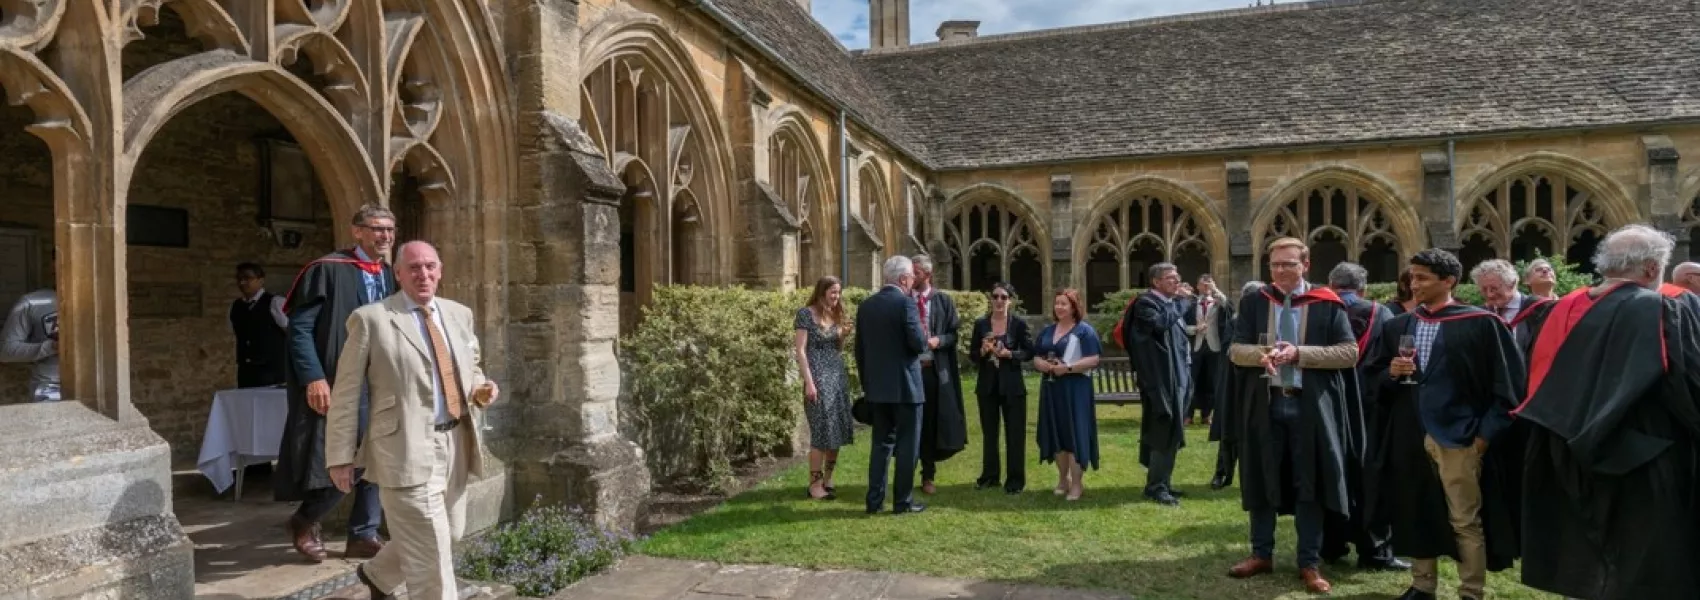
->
[1089, 356, 1140, 405]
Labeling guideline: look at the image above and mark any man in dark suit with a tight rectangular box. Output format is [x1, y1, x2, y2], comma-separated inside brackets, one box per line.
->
[855, 255, 929, 515]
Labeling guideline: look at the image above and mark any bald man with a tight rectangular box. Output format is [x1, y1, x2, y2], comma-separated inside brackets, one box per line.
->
[1673, 262, 1700, 295]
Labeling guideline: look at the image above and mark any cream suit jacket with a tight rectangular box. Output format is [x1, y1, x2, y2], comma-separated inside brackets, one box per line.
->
[326, 293, 487, 489]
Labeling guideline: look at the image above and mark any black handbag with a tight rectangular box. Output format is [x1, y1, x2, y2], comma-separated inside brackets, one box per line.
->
[851, 395, 872, 425]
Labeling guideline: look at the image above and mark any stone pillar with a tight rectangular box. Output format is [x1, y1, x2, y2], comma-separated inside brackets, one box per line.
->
[502, 0, 649, 531]
[1420, 150, 1459, 254]
[1642, 135, 1685, 266]
[926, 186, 952, 287]
[1226, 160, 1254, 287]
[1049, 174, 1072, 299]
[725, 59, 798, 290]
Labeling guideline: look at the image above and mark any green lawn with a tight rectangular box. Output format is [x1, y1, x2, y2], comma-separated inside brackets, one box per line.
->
[639, 376, 1555, 600]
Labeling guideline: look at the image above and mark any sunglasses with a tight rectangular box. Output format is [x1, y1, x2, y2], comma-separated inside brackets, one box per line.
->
[991, 294, 1010, 300]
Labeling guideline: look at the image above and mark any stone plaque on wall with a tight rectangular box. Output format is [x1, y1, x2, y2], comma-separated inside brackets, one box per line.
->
[129, 282, 204, 319]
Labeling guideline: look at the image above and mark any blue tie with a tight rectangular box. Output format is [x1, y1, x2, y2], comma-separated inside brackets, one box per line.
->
[1279, 295, 1299, 386]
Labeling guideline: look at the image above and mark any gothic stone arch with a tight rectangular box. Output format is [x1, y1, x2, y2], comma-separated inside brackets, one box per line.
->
[1252, 165, 1423, 283]
[1455, 151, 1639, 276]
[767, 110, 835, 285]
[1075, 176, 1228, 305]
[1680, 167, 1700, 261]
[579, 11, 738, 330]
[943, 183, 1049, 312]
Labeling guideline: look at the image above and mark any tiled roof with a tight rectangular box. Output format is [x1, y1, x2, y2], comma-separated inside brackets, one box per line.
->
[699, 0, 934, 165]
[853, 0, 1700, 170]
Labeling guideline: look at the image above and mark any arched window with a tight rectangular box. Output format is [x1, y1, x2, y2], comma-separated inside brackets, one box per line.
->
[1081, 194, 1211, 306]
[1262, 184, 1400, 282]
[767, 123, 827, 283]
[1458, 172, 1611, 276]
[943, 199, 1044, 312]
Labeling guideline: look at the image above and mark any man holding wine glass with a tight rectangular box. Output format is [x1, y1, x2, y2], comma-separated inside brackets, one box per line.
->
[1222, 237, 1364, 594]
[1361, 248, 1524, 600]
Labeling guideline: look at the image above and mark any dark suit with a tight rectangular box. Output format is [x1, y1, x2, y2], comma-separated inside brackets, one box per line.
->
[970, 314, 1032, 492]
[854, 284, 928, 512]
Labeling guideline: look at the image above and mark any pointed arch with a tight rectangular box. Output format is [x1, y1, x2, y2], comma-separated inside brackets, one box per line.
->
[1075, 176, 1227, 303]
[1680, 166, 1700, 261]
[766, 108, 835, 283]
[1251, 164, 1422, 282]
[943, 183, 1049, 311]
[1454, 151, 1639, 275]
[857, 159, 891, 245]
[579, 9, 737, 279]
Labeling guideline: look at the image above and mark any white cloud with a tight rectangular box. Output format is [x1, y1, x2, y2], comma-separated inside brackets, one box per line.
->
[813, 0, 1261, 49]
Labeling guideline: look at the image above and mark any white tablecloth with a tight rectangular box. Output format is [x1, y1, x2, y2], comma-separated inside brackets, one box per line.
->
[196, 387, 288, 494]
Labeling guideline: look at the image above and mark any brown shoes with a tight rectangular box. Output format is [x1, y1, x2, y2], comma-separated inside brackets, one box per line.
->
[345, 536, 385, 559]
[288, 515, 327, 563]
[1299, 567, 1332, 593]
[1227, 556, 1273, 578]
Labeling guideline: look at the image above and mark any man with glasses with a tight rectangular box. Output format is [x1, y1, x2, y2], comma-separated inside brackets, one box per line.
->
[275, 204, 396, 563]
[1121, 262, 1192, 506]
[230, 263, 288, 388]
[1470, 259, 1555, 357]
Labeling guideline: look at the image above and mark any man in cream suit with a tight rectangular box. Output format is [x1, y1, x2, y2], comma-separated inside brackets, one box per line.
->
[327, 241, 497, 600]
[1187, 274, 1229, 426]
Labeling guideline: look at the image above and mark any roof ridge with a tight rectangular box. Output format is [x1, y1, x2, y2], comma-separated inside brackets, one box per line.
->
[854, 0, 1396, 56]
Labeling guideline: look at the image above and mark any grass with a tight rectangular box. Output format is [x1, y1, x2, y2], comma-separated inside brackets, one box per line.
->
[639, 376, 1555, 600]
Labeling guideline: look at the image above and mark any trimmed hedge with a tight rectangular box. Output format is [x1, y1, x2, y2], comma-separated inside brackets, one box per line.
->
[620, 285, 987, 492]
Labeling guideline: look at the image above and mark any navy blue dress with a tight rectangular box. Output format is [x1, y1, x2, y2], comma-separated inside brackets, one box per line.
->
[1035, 322, 1103, 471]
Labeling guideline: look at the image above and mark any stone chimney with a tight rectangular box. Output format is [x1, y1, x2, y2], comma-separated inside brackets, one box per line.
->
[794, 0, 810, 13]
[869, 0, 910, 49]
[935, 20, 980, 41]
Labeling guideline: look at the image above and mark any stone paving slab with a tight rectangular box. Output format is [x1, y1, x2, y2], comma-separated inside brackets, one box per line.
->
[549, 556, 1132, 600]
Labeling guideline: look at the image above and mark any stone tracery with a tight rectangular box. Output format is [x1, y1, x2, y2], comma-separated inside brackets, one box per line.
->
[1262, 183, 1402, 282]
[768, 118, 831, 284]
[1457, 170, 1616, 276]
[943, 188, 1045, 311]
[1081, 193, 1212, 304]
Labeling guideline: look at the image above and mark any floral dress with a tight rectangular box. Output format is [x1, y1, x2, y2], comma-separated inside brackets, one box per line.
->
[795, 307, 853, 450]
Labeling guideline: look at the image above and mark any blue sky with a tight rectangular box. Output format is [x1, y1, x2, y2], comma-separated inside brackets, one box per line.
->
[813, 0, 1264, 48]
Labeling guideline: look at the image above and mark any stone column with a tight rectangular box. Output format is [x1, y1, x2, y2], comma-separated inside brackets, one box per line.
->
[926, 186, 952, 287]
[1225, 161, 1253, 286]
[1642, 136, 1686, 265]
[1049, 174, 1072, 300]
[502, 0, 650, 531]
[726, 59, 799, 290]
[1420, 150, 1458, 255]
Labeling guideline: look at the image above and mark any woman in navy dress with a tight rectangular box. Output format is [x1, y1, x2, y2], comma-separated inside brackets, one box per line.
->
[1033, 288, 1103, 501]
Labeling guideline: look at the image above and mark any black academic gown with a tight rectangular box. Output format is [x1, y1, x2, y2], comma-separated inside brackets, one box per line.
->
[1206, 300, 1237, 443]
[1123, 292, 1191, 466]
[1321, 292, 1393, 558]
[273, 249, 395, 501]
[1518, 283, 1700, 599]
[1225, 285, 1364, 517]
[1361, 304, 1523, 570]
[1498, 293, 1557, 358]
[918, 290, 967, 464]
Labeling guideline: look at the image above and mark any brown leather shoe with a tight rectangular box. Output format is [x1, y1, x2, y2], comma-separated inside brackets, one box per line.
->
[288, 515, 326, 563]
[345, 536, 385, 559]
[1227, 556, 1274, 578]
[921, 480, 936, 495]
[1299, 567, 1332, 594]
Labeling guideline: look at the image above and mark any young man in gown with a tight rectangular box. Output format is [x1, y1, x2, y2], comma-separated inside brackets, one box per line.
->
[1223, 238, 1364, 594]
[1517, 225, 1700, 599]
[1362, 248, 1523, 600]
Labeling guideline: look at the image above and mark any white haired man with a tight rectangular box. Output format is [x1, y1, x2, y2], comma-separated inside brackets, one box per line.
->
[1517, 224, 1700, 599]
[1470, 258, 1556, 356]
[855, 255, 929, 514]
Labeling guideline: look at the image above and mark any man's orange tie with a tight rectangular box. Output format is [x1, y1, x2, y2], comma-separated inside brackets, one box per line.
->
[420, 305, 464, 420]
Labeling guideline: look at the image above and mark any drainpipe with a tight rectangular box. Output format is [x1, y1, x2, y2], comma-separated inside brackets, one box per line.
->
[1446, 139, 1456, 224]
[838, 110, 851, 282]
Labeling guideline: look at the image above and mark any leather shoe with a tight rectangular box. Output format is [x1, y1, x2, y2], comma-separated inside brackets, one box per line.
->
[288, 515, 326, 563]
[1395, 588, 1436, 600]
[1357, 556, 1411, 571]
[1145, 491, 1180, 506]
[1208, 475, 1230, 490]
[356, 565, 391, 599]
[1299, 567, 1331, 593]
[1227, 556, 1273, 578]
[892, 503, 927, 514]
[975, 479, 999, 491]
[345, 536, 385, 559]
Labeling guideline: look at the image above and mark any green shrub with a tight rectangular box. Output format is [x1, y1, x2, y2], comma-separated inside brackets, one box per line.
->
[620, 284, 989, 492]
[455, 500, 637, 597]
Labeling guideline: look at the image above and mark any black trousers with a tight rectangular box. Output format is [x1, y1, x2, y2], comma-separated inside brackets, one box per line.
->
[1189, 349, 1222, 420]
[237, 363, 285, 388]
[866, 402, 922, 512]
[976, 390, 1026, 492]
[920, 367, 941, 482]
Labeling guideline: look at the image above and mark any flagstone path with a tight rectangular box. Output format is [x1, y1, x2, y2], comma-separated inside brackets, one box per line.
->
[547, 555, 1133, 600]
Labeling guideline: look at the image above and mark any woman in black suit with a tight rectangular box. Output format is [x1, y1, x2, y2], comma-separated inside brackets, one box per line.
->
[969, 282, 1033, 494]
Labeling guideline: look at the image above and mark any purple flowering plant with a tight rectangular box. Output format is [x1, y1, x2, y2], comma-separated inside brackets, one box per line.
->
[454, 497, 641, 597]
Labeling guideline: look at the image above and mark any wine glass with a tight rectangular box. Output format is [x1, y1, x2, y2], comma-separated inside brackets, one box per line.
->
[1398, 335, 1419, 385]
[1257, 333, 1274, 379]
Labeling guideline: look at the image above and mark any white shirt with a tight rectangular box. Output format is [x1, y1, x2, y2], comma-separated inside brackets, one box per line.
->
[402, 295, 456, 425]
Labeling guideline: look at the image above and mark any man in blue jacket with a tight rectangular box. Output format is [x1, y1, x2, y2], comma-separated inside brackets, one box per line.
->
[855, 255, 929, 515]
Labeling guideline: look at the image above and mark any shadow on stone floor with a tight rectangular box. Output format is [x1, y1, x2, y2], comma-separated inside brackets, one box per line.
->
[175, 467, 363, 599]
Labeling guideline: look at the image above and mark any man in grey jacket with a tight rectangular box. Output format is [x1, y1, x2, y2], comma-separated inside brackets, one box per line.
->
[1, 288, 59, 402]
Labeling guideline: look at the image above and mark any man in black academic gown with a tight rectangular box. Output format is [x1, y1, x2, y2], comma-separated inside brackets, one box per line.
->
[1660, 261, 1700, 317]
[1222, 237, 1361, 594]
[1518, 224, 1700, 600]
[1121, 262, 1191, 506]
[1363, 248, 1524, 600]
[275, 204, 397, 563]
[910, 255, 965, 496]
[1470, 258, 1557, 356]
[1210, 280, 1264, 490]
[1319, 262, 1408, 571]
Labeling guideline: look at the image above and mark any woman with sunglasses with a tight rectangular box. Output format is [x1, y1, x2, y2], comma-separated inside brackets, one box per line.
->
[969, 283, 1033, 494]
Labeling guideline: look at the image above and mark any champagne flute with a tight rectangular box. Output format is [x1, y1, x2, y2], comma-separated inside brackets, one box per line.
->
[1257, 333, 1274, 379]
[1398, 335, 1419, 385]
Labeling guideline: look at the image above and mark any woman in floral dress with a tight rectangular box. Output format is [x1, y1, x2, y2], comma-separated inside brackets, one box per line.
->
[794, 276, 853, 500]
